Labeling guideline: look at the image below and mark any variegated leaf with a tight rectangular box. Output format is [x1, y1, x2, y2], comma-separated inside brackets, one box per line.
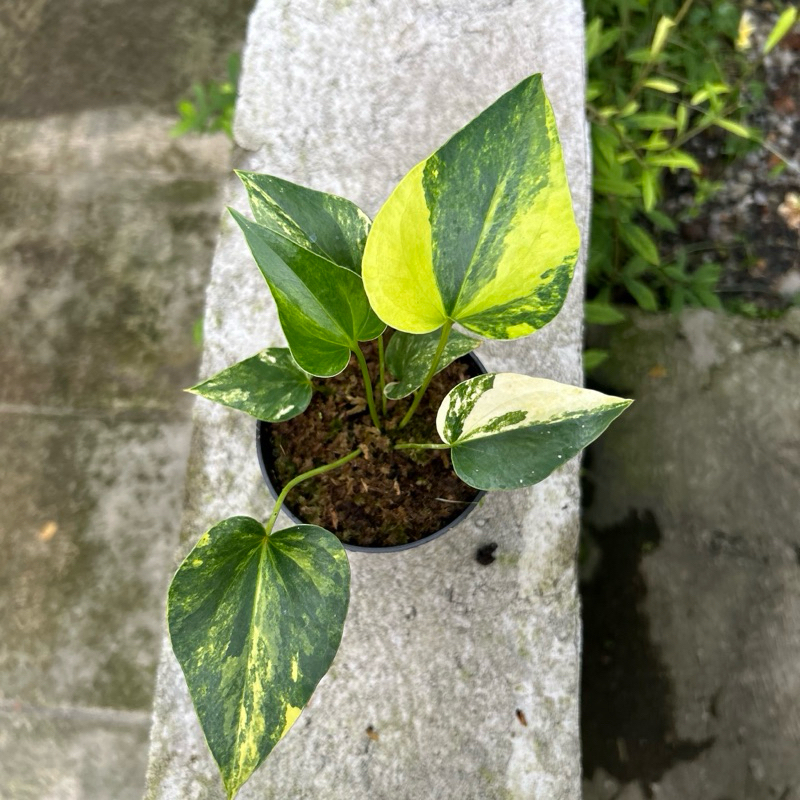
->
[236, 171, 371, 274]
[384, 329, 480, 400]
[231, 209, 385, 377]
[169, 519, 350, 799]
[362, 73, 579, 339]
[188, 347, 312, 422]
[436, 373, 631, 490]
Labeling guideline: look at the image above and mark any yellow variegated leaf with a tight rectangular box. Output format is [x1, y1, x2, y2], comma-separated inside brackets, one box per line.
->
[188, 347, 312, 422]
[362, 74, 579, 340]
[169, 519, 350, 799]
[436, 373, 631, 490]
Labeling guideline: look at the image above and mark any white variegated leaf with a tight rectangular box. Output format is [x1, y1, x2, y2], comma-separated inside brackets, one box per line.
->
[436, 373, 631, 490]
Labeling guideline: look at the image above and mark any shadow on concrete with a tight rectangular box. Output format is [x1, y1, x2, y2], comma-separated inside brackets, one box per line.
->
[580, 505, 713, 797]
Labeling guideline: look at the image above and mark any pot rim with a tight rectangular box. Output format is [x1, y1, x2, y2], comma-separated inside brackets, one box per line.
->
[256, 351, 488, 553]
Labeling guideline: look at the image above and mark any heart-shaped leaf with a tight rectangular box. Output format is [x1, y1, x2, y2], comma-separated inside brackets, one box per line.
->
[436, 373, 631, 490]
[236, 171, 371, 274]
[231, 209, 385, 376]
[384, 329, 480, 399]
[169, 518, 350, 799]
[362, 74, 579, 339]
[188, 347, 312, 422]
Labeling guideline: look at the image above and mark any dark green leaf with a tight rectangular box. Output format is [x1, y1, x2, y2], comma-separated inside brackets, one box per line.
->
[231, 210, 385, 376]
[236, 171, 371, 275]
[645, 209, 678, 233]
[662, 265, 688, 282]
[692, 287, 722, 309]
[669, 285, 686, 314]
[623, 275, 659, 311]
[584, 348, 610, 371]
[620, 224, 660, 266]
[594, 176, 641, 198]
[585, 299, 627, 325]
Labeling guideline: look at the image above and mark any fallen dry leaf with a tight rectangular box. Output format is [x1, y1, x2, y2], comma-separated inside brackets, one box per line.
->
[37, 521, 58, 541]
[778, 192, 800, 231]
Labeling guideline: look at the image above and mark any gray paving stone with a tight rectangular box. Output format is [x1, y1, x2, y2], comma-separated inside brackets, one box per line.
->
[0, 704, 151, 800]
[0, 0, 254, 117]
[583, 309, 800, 799]
[0, 108, 230, 412]
[146, 0, 591, 798]
[0, 412, 191, 711]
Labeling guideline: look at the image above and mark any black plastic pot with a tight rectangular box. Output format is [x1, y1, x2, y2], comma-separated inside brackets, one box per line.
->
[256, 351, 487, 553]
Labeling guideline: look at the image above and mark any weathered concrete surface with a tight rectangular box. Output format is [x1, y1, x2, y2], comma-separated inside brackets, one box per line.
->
[0, 106, 230, 796]
[0, 0, 253, 117]
[0, 414, 193, 710]
[1, 3, 255, 797]
[0, 108, 226, 411]
[582, 310, 800, 799]
[146, 1, 591, 798]
[0, 704, 151, 800]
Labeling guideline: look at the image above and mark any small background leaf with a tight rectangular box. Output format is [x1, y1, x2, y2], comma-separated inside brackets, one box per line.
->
[585, 299, 627, 325]
[584, 348, 610, 371]
[763, 7, 798, 54]
[619, 224, 660, 265]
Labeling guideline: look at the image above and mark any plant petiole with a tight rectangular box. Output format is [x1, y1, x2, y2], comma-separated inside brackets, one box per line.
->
[394, 442, 451, 451]
[398, 319, 454, 429]
[353, 345, 383, 430]
[377, 333, 387, 417]
[263, 448, 363, 536]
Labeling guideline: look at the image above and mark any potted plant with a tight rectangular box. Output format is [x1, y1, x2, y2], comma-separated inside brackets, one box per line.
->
[167, 73, 630, 799]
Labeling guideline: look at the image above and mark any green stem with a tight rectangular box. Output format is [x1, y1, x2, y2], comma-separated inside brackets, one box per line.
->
[353, 345, 382, 430]
[264, 448, 362, 536]
[377, 333, 387, 417]
[394, 442, 451, 451]
[398, 319, 454, 430]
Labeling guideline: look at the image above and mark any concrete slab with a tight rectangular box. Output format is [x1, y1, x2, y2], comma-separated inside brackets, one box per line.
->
[0, 108, 230, 412]
[146, 1, 591, 798]
[582, 310, 800, 799]
[0, 412, 192, 711]
[0, 0, 254, 117]
[0, 703, 151, 800]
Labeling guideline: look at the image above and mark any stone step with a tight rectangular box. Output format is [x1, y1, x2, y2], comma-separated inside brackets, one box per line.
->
[144, 1, 591, 798]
